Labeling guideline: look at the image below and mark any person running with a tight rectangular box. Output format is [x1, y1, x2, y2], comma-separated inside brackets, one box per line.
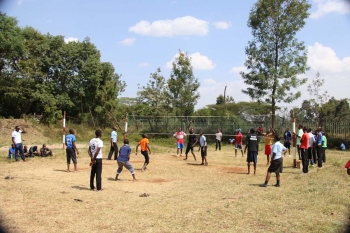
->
[283, 128, 292, 156]
[199, 131, 208, 166]
[244, 128, 259, 175]
[107, 126, 118, 160]
[173, 128, 186, 156]
[235, 129, 244, 157]
[259, 135, 287, 187]
[135, 134, 151, 172]
[263, 128, 274, 165]
[215, 129, 222, 151]
[184, 121, 197, 161]
[65, 128, 79, 172]
[11, 125, 26, 162]
[116, 139, 137, 181]
[300, 127, 309, 174]
[88, 129, 104, 191]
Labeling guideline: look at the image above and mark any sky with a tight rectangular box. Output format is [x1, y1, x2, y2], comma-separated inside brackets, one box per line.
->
[1, 0, 350, 110]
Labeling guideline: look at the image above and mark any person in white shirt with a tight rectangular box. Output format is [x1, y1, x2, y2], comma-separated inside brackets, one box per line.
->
[260, 135, 287, 187]
[107, 126, 118, 160]
[215, 129, 222, 151]
[11, 126, 26, 162]
[88, 129, 104, 191]
[307, 128, 316, 167]
[199, 132, 208, 166]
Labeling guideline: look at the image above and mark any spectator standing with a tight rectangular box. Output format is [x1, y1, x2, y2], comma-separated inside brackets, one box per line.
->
[107, 126, 118, 160]
[307, 128, 315, 167]
[296, 124, 303, 160]
[11, 126, 26, 162]
[88, 130, 104, 191]
[215, 129, 222, 151]
[283, 128, 292, 156]
[199, 132, 208, 166]
[322, 133, 327, 163]
[300, 127, 309, 174]
[244, 128, 259, 175]
[65, 129, 79, 172]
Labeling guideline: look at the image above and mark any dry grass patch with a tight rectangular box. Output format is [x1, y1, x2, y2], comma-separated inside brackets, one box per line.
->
[0, 144, 349, 233]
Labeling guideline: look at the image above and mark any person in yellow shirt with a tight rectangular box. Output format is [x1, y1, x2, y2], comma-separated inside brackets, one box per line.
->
[263, 127, 275, 165]
[135, 134, 151, 172]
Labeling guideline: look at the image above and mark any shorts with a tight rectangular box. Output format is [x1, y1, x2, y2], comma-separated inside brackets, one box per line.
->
[265, 145, 272, 156]
[66, 147, 77, 164]
[284, 141, 291, 148]
[116, 161, 135, 174]
[201, 146, 207, 157]
[235, 144, 242, 150]
[177, 142, 184, 149]
[247, 151, 257, 163]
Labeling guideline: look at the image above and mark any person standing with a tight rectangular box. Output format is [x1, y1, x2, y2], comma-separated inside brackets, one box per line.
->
[307, 128, 315, 167]
[321, 133, 327, 163]
[135, 134, 151, 172]
[300, 127, 309, 174]
[88, 129, 104, 191]
[107, 126, 118, 160]
[116, 139, 137, 181]
[11, 126, 26, 162]
[244, 128, 259, 175]
[235, 129, 244, 157]
[283, 128, 292, 156]
[173, 128, 186, 156]
[263, 128, 274, 165]
[296, 124, 303, 160]
[316, 127, 323, 167]
[199, 131, 208, 166]
[184, 122, 197, 161]
[215, 129, 222, 151]
[260, 135, 287, 187]
[65, 129, 79, 172]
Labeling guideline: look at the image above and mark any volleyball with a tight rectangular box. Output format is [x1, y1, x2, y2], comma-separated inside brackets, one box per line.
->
[180, 51, 185, 56]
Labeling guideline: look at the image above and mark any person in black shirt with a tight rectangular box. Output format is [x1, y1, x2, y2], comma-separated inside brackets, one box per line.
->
[244, 128, 260, 174]
[184, 121, 197, 161]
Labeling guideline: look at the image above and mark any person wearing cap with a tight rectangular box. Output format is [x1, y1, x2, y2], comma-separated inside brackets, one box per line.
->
[107, 126, 118, 160]
[11, 126, 26, 162]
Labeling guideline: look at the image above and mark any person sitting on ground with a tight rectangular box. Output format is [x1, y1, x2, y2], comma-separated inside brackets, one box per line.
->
[29, 145, 40, 157]
[23, 145, 29, 157]
[40, 144, 53, 157]
[8, 144, 16, 159]
[340, 142, 346, 151]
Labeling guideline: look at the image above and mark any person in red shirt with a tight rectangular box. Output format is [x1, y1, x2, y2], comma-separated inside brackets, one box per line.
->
[235, 129, 244, 157]
[300, 127, 310, 174]
[136, 134, 151, 172]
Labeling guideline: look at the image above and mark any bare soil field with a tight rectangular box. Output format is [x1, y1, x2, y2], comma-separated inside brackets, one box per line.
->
[0, 144, 350, 233]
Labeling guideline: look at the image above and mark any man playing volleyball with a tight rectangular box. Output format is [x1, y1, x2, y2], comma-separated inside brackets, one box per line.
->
[184, 122, 197, 161]
[173, 128, 186, 156]
[135, 134, 151, 172]
[263, 127, 275, 165]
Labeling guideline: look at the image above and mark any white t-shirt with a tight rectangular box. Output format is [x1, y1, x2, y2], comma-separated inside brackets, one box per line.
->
[296, 128, 303, 145]
[272, 141, 286, 160]
[89, 138, 104, 159]
[215, 132, 222, 140]
[308, 132, 315, 147]
[12, 130, 23, 144]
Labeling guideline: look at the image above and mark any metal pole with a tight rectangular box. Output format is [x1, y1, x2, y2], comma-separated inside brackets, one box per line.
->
[62, 111, 66, 149]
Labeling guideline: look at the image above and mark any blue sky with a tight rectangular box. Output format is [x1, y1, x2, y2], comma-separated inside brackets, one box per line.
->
[1, 0, 350, 109]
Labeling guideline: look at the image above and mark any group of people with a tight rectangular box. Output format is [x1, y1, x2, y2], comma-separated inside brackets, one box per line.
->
[9, 126, 53, 161]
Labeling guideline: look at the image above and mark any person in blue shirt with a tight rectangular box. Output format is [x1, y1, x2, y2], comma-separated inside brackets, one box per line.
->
[115, 139, 137, 181]
[260, 135, 287, 187]
[8, 144, 15, 159]
[108, 126, 118, 160]
[340, 142, 346, 151]
[65, 129, 79, 172]
[283, 128, 292, 155]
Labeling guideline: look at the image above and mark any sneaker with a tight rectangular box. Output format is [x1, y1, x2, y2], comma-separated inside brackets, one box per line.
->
[274, 184, 280, 187]
[259, 183, 267, 187]
[200, 163, 204, 165]
[205, 163, 208, 166]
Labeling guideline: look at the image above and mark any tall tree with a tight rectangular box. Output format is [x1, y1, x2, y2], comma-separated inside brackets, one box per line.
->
[241, 0, 311, 128]
[167, 52, 200, 116]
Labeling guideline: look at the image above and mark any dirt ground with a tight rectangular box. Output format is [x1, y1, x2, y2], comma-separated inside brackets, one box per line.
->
[0, 144, 350, 233]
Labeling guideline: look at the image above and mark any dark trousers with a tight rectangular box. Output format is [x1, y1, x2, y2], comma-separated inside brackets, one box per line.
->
[312, 146, 317, 164]
[14, 143, 25, 161]
[90, 159, 102, 190]
[141, 150, 149, 164]
[316, 145, 323, 167]
[301, 148, 309, 173]
[297, 145, 301, 160]
[215, 140, 221, 150]
[308, 147, 314, 164]
[108, 142, 118, 160]
[322, 147, 326, 162]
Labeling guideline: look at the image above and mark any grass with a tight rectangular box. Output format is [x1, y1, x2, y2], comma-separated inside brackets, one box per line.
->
[0, 142, 350, 233]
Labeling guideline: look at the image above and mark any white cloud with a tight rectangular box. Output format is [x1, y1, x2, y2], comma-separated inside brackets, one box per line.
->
[212, 21, 231, 29]
[166, 52, 216, 70]
[196, 79, 250, 109]
[64, 37, 79, 43]
[129, 16, 209, 37]
[229, 66, 247, 77]
[120, 37, 136, 46]
[310, 0, 350, 18]
[138, 62, 149, 68]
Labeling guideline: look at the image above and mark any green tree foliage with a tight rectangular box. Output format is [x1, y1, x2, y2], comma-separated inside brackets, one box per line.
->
[322, 98, 350, 121]
[241, 0, 311, 128]
[216, 94, 234, 105]
[0, 13, 125, 125]
[167, 52, 200, 116]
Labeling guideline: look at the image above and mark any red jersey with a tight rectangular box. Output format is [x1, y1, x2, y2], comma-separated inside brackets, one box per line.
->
[300, 132, 309, 149]
[235, 132, 243, 144]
